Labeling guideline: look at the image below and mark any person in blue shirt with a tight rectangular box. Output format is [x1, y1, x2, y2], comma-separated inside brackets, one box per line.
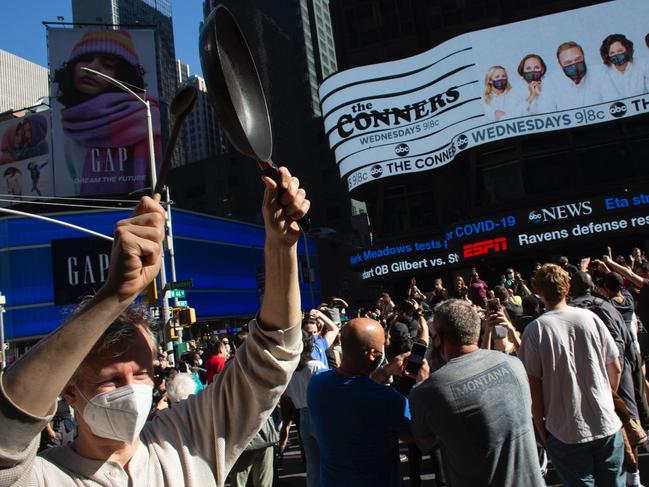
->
[304, 308, 340, 367]
[307, 318, 425, 486]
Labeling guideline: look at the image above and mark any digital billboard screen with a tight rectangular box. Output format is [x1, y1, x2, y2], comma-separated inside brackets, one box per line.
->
[48, 27, 163, 197]
[319, 0, 649, 191]
[351, 187, 649, 280]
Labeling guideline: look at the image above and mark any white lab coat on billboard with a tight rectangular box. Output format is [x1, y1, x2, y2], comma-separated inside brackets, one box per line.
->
[483, 90, 521, 121]
[599, 60, 648, 100]
[543, 69, 603, 112]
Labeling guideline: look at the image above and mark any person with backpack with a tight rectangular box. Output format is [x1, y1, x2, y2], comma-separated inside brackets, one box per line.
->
[569, 271, 645, 486]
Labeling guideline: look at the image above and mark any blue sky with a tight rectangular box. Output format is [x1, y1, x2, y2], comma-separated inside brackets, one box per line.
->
[0, 0, 204, 76]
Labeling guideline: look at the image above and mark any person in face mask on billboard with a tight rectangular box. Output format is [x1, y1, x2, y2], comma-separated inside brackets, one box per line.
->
[599, 34, 647, 100]
[482, 66, 519, 121]
[517, 54, 551, 115]
[0, 166, 310, 487]
[546, 41, 603, 111]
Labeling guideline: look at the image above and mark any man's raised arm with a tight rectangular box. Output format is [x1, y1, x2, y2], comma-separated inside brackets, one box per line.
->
[2, 197, 165, 418]
[258, 167, 310, 330]
[602, 254, 645, 289]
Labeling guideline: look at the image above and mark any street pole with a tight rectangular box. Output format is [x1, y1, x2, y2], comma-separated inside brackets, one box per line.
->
[0, 207, 114, 241]
[81, 67, 172, 349]
[0, 293, 6, 369]
[302, 233, 316, 308]
[165, 186, 182, 344]
[142, 101, 171, 351]
[145, 99, 157, 191]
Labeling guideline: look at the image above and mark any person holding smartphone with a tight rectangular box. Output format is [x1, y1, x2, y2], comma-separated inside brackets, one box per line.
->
[481, 298, 521, 355]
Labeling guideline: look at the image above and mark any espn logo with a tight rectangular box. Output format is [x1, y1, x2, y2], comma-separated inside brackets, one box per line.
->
[463, 237, 508, 258]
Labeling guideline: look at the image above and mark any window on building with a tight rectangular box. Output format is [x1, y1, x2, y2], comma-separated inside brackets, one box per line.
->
[478, 160, 525, 205]
[523, 152, 578, 196]
[326, 206, 341, 220]
[577, 143, 633, 186]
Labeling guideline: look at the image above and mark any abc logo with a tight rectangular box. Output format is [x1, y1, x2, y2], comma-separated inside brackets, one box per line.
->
[395, 143, 410, 156]
[609, 102, 627, 118]
[456, 134, 469, 150]
[370, 164, 383, 178]
[528, 211, 542, 223]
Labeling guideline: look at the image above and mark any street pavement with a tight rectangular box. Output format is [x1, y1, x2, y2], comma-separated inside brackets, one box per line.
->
[226, 426, 649, 486]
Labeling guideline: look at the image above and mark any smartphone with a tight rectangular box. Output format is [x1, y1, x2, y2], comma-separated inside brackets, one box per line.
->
[405, 340, 427, 375]
[487, 298, 501, 314]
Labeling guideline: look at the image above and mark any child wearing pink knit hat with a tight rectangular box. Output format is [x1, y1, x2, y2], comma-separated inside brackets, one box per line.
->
[54, 29, 145, 106]
[53, 29, 162, 196]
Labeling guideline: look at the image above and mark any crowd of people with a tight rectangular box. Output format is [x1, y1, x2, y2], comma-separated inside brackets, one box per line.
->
[283, 248, 649, 487]
[2, 166, 649, 486]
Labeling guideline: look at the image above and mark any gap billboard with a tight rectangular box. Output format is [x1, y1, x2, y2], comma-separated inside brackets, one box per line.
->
[48, 27, 162, 197]
[319, 0, 649, 191]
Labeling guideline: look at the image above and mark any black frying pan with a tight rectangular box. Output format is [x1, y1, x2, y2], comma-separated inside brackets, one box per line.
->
[199, 4, 309, 230]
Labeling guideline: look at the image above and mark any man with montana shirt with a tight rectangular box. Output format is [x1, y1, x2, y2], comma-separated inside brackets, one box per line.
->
[409, 299, 544, 487]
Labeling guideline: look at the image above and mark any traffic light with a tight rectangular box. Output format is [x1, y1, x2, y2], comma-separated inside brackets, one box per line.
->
[169, 325, 179, 340]
[178, 307, 196, 328]
[171, 306, 196, 328]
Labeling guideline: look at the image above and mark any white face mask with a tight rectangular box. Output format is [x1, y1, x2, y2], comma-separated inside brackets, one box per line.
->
[197, 359, 203, 366]
[77, 383, 153, 444]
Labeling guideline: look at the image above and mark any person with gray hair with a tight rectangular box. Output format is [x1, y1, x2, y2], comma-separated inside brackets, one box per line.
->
[0, 166, 310, 487]
[166, 372, 199, 404]
[409, 299, 545, 487]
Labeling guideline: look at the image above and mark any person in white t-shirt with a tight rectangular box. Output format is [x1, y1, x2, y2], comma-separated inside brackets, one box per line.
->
[598, 34, 647, 100]
[518, 264, 625, 487]
[544, 41, 603, 111]
[482, 66, 519, 121]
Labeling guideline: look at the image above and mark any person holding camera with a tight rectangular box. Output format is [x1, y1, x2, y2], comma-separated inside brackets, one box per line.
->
[481, 301, 521, 356]
[386, 300, 427, 361]
[304, 308, 340, 368]
[504, 267, 531, 299]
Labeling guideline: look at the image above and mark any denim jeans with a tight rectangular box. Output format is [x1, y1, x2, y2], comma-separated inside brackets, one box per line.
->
[544, 429, 625, 487]
[300, 408, 321, 487]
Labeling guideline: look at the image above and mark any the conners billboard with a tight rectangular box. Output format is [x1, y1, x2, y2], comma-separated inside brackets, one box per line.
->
[319, 0, 649, 192]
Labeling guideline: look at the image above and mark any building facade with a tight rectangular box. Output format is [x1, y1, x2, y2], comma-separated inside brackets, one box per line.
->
[176, 62, 229, 164]
[299, 0, 338, 116]
[180, 1, 351, 230]
[0, 50, 49, 113]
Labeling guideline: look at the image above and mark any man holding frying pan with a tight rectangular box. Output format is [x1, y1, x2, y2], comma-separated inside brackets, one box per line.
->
[0, 167, 310, 487]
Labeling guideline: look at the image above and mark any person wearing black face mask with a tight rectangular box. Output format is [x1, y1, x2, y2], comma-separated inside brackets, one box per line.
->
[517, 54, 549, 115]
[482, 65, 518, 121]
[410, 300, 545, 487]
[546, 41, 602, 111]
[599, 34, 647, 99]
